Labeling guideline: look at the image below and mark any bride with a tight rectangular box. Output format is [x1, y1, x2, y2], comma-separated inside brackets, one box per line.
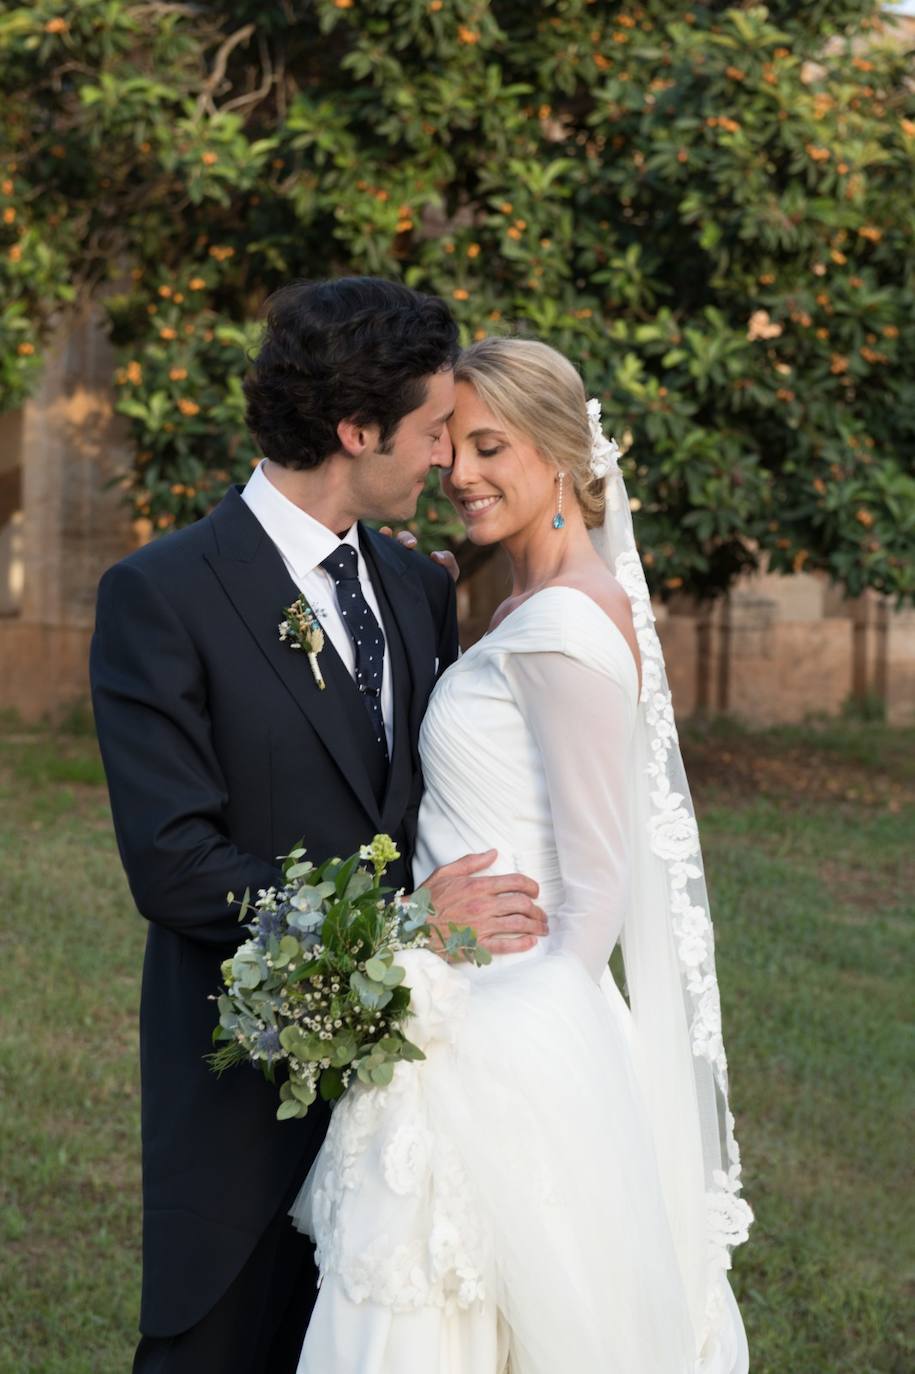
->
[292, 337, 753, 1373]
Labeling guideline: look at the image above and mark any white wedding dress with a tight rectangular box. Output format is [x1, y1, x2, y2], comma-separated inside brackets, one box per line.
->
[292, 587, 750, 1374]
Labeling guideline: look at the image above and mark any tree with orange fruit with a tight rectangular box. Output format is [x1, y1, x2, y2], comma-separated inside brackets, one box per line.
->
[1, 0, 912, 600]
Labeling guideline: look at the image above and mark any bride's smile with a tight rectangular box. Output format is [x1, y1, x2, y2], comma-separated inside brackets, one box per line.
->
[462, 494, 502, 516]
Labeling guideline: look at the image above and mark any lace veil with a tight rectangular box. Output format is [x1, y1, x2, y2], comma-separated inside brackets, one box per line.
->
[586, 402, 753, 1353]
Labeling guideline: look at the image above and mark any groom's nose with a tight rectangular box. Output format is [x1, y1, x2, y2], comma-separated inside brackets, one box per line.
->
[429, 431, 454, 469]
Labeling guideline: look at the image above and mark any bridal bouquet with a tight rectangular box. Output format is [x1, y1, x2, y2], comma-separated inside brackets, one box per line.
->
[210, 835, 490, 1120]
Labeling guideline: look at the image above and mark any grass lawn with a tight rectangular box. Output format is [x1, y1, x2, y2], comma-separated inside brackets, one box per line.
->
[0, 711, 912, 1373]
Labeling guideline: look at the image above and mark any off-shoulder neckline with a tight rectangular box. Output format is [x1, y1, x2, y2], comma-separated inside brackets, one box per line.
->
[481, 585, 642, 697]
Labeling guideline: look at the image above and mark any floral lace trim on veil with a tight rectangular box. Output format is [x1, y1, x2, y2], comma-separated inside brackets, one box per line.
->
[614, 544, 753, 1333]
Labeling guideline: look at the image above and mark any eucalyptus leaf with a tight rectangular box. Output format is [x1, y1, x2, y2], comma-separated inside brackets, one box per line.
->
[282, 1029, 325, 1062]
[290, 888, 322, 912]
[289, 1079, 317, 1106]
[279, 1026, 307, 1057]
[277, 1099, 303, 1121]
[282, 845, 308, 878]
[350, 971, 393, 1011]
[319, 1067, 345, 1101]
[328, 1030, 358, 1067]
[370, 1061, 395, 1087]
[234, 961, 262, 990]
[404, 889, 432, 920]
[275, 935, 301, 967]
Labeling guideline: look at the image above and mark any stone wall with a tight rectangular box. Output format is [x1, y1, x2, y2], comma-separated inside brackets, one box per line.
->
[712, 573, 911, 726]
[886, 605, 915, 727]
[0, 306, 140, 721]
[0, 408, 23, 618]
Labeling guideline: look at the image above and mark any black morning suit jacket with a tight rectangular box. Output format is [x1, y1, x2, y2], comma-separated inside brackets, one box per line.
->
[89, 485, 459, 1338]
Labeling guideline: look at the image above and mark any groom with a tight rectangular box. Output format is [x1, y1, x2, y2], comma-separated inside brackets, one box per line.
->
[90, 277, 547, 1374]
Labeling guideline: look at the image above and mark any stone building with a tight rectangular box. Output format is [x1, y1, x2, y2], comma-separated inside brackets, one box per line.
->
[0, 308, 142, 720]
[1, 312, 913, 727]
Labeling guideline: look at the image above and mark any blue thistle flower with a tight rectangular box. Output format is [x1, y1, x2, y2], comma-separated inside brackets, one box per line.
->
[255, 1027, 282, 1060]
[254, 906, 287, 943]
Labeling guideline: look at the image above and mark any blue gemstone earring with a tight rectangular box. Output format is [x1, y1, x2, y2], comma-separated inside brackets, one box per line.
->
[552, 471, 566, 530]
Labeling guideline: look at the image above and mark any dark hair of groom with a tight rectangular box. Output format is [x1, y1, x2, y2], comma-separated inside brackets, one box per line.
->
[243, 276, 460, 470]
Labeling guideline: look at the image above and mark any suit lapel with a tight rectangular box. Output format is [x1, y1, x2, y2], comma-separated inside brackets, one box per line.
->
[204, 488, 382, 827]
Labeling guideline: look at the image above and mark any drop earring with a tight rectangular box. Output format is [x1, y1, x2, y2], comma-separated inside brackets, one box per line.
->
[552, 471, 566, 530]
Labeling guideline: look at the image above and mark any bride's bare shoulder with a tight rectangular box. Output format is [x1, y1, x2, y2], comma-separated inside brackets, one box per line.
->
[544, 567, 634, 632]
[544, 570, 641, 688]
[488, 592, 527, 634]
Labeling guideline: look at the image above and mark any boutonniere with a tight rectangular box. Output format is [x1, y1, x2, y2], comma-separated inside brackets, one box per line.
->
[279, 595, 326, 690]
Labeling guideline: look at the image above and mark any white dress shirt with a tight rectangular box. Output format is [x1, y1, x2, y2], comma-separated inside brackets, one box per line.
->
[242, 459, 395, 755]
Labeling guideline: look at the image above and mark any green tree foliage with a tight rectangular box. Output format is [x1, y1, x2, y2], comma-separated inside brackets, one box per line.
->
[1, 1, 913, 598]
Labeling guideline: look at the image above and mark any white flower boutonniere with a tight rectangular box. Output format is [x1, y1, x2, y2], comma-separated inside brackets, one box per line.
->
[279, 595, 326, 690]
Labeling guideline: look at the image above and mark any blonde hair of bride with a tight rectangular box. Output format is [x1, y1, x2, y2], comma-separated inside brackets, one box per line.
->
[454, 337, 607, 530]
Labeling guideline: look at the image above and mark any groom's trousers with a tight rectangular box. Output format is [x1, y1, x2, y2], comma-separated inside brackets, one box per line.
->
[132, 1178, 318, 1374]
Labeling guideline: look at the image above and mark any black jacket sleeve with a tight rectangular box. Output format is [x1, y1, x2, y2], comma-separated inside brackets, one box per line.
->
[90, 560, 282, 945]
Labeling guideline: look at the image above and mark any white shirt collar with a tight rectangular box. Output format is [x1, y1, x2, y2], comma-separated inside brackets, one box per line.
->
[242, 459, 360, 582]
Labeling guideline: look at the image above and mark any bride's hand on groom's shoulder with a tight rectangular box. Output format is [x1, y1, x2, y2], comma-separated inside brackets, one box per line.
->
[416, 851, 548, 955]
[379, 526, 459, 583]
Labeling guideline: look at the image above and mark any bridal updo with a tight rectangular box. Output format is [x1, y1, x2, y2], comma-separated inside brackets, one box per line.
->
[453, 337, 607, 530]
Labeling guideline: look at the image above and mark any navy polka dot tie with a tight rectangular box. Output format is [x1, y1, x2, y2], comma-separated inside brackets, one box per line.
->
[321, 544, 388, 759]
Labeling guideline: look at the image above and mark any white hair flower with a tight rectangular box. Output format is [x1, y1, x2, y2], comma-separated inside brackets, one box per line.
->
[586, 398, 621, 480]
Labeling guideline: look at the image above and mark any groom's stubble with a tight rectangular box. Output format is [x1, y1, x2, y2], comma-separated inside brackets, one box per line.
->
[333, 366, 457, 528]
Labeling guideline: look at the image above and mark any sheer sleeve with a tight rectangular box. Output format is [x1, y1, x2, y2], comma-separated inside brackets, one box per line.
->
[507, 647, 637, 982]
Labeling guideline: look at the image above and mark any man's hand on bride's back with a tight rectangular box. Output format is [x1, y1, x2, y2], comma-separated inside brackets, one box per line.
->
[416, 850, 548, 955]
[378, 526, 459, 583]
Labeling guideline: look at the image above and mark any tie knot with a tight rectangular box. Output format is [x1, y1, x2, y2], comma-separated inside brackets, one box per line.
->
[321, 544, 359, 582]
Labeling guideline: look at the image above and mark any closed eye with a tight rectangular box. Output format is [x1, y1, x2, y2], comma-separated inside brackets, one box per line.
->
[477, 446, 502, 457]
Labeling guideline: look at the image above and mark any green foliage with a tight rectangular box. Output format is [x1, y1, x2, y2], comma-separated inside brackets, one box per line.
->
[0, 165, 75, 406]
[1, 1, 913, 598]
[212, 833, 488, 1120]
